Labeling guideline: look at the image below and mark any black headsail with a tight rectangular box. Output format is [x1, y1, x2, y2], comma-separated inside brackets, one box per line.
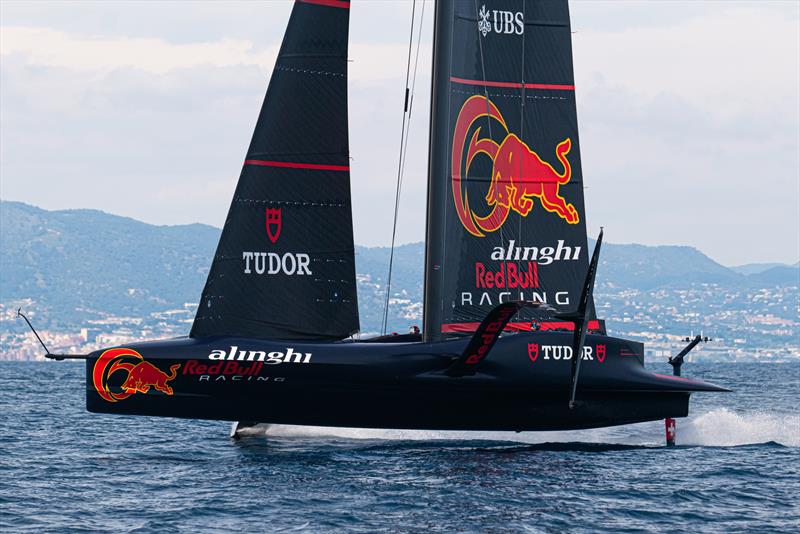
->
[423, 0, 596, 341]
[191, 0, 359, 341]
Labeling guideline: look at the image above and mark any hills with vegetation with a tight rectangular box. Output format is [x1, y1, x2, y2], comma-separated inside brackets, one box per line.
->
[1, 201, 797, 347]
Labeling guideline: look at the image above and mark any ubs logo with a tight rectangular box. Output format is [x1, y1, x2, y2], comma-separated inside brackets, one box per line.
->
[478, 4, 524, 37]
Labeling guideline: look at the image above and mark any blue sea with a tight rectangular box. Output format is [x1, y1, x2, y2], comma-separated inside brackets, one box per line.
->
[1, 361, 798, 532]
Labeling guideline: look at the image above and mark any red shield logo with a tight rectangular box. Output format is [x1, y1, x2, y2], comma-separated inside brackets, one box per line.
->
[266, 208, 282, 244]
[597, 344, 607, 363]
[528, 343, 539, 362]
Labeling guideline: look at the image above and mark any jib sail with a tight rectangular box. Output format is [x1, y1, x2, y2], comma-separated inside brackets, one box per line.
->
[423, 0, 595, 341]
[191, 0, 359, 341]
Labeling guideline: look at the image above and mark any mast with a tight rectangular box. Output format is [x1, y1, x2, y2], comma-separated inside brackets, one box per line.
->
[422, 0, 454, 342]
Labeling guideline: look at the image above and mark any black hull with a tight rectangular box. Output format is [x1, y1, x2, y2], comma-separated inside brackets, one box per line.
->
[86, 332, 726, 432]
[94, 388, 690, 432]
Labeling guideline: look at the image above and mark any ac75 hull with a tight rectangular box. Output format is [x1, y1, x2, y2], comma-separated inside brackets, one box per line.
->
[86, 332, 727, 431]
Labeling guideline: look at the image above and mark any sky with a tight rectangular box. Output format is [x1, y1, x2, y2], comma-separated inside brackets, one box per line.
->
[1, 0, 798, 266]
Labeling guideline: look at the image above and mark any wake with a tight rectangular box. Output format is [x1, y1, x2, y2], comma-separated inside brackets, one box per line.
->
[680, 408, 799, 447]
[240, 408, 799, 448]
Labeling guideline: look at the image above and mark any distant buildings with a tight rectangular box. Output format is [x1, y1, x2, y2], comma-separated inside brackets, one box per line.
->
[2, 281, 797, 362]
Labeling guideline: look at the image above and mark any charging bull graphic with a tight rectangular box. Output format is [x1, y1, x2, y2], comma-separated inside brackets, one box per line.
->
[452, 95, 579, 237]
[92, 348, 180, 402]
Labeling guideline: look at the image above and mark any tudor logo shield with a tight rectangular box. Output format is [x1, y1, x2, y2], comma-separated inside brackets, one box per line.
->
[245, 208, 312, 277]
[527, 344, 607, 363]
[266, 208, 281, 244]
[528, 343, 539, 362]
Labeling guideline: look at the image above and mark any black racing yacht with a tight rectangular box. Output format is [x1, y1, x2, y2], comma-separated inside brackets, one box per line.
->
[23, 0, 727, 445]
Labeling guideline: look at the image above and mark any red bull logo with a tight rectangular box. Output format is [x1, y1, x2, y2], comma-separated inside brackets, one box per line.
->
[452, 95, 579, 237]
[92, 348, 180, 402]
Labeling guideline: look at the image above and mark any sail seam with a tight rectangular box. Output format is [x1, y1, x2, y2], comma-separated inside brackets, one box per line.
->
[452, 89, 567, 101]
[274, 65, 345, 78]
[233, 199, 349, 207]
[450, 76, 574, 91]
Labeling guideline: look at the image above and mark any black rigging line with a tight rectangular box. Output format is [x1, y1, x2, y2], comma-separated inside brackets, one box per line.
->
[470, 0, 505, 325]
[517, 0, 528, 308]
[399, 0, 427, 188]
[473, 0, 493, 143]
[382, 0, 424, 335]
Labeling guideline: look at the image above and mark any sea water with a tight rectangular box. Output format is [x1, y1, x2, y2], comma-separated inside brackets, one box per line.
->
[1, 361, 797, 532]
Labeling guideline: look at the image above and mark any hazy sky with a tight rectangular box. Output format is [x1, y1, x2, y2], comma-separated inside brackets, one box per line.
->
[1, 1, 798, 266]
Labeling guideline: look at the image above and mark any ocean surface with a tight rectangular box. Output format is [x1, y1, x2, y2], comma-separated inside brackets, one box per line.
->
[1, 361, 798, 533]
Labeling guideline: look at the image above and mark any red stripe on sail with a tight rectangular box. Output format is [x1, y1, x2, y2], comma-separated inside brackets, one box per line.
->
[244, 159, 350, 172]
[441, 320, 600, 333]
[297, 0, 350, 8]
[450, 76, 575, 91]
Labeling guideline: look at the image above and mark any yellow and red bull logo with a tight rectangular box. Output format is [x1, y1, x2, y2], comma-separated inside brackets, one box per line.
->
[451, 95, 579, 237]
[92, 348, 179, 402]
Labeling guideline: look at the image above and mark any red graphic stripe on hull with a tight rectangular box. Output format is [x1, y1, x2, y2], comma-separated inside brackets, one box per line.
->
[442, 320, 600, 334]
[244, 159, 350, 172]
[450, 76, 575, 91]
[297, 0, 350, 8]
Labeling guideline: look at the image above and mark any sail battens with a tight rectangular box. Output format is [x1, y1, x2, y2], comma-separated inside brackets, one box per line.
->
[450, 76, 575, 91]
[273, 65, 346, 78]
[243, 159, 350, 172]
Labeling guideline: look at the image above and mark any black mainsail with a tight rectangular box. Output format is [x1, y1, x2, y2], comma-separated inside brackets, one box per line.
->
[191, 0, 359, 341]
[424, 0, 596, 341]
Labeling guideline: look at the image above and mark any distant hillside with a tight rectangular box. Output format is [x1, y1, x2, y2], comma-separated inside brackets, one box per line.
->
[1, 201, 797, 332]
[746, 265, 800, 286]
[731, 262, 796, 275]
[591, 241, 738, 290]
[355, 243, 425, 332]
[0, 201, 218, 329]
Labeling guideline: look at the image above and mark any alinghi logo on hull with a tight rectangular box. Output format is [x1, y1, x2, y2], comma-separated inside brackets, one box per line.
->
[208, 346, 312, 365]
